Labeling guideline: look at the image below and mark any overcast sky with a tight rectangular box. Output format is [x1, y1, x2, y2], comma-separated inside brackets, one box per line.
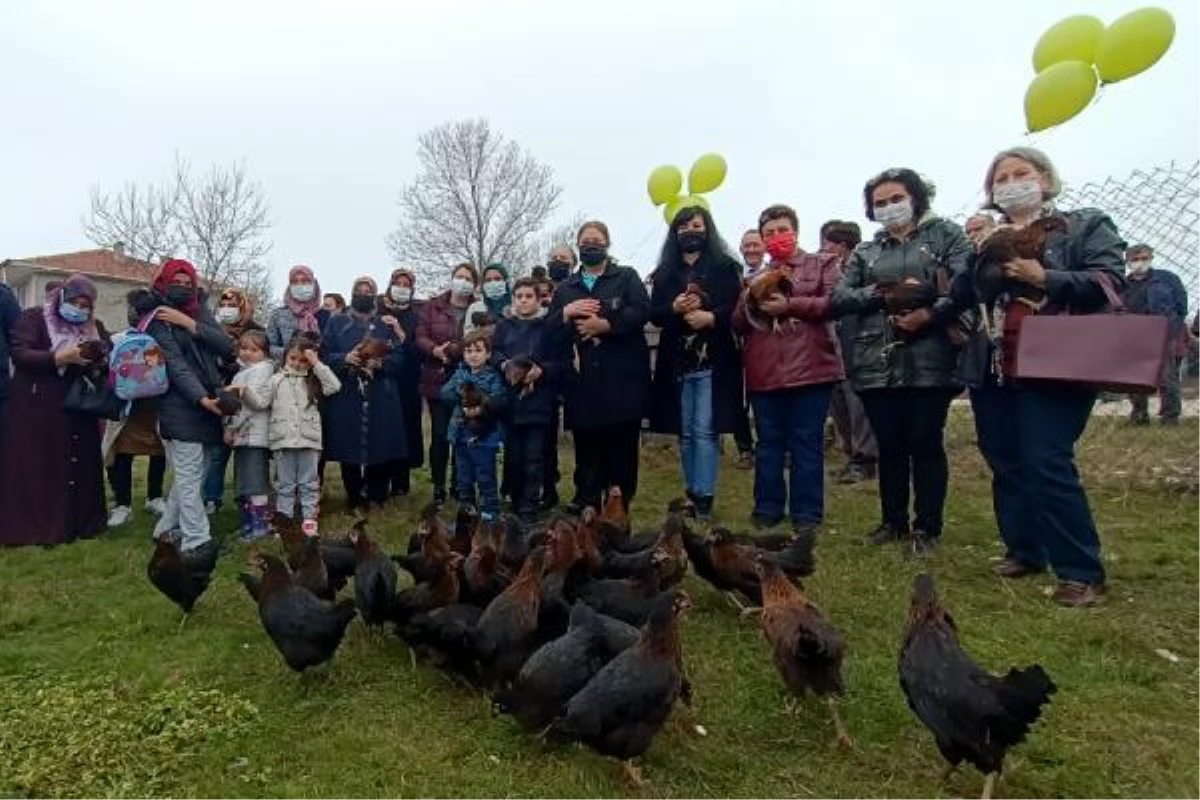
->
[2, 0, 1197, 300]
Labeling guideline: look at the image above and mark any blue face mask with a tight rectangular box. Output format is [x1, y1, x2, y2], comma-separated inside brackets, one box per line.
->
[59, 302, 90, 325]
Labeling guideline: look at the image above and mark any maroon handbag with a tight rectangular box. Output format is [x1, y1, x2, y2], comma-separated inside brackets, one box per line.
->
[1014, 274, 1169, 394]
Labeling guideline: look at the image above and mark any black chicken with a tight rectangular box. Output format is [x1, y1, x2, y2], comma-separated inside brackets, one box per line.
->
[683, 527, 763, 614]
[473, 546, 549, 686]
[351, 524, 398, 628]
[241, 553, 357, 672]
[391, 552, 464, 625]
[147, 534, 218, 628]
[900, 574, 1056, 799]
[576, 552, 673, 626]
[502, 355, 536, 399]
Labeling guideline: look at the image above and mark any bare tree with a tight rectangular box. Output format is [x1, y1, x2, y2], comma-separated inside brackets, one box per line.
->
[84, 155, 274, 316]
[386, 119, 562, 292]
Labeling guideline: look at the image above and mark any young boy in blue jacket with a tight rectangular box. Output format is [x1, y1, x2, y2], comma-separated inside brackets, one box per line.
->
[491, 278, 565, 524]
[440, 330, 509, 520]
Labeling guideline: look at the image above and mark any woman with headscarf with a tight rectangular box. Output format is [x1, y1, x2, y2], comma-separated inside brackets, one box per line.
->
[465, 263, 512, 335]
[203, 288, 264, 514]
[377, 268, 424, 499]
[0, 275, 111, 545]
[321, 276, 408, 512]
[145, 259, 234, 557]
[267, 265, 329, 361]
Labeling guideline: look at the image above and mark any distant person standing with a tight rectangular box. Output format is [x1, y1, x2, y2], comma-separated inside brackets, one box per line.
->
[964, 213, 997, 248]
[323, 293, 346, 315]
[820, 219, 878, 484]
[1121, 243, 1188, 426]
[0, 282, 21, 452]
[730, 229, 766, 467]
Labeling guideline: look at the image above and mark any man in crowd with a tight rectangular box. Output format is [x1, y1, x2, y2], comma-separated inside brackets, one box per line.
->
[731, 229, 766, 467]
[963, 212, 996, 248]
[820, 219, 877, 483]
[1121, 243, 1188, 426]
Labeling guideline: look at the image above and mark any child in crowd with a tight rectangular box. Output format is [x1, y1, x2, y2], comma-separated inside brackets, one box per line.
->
[223, 331, 275, 540]
[240, 334, 340, 536]
[492, 278, 564, 524]
[439, 331, 508, 520]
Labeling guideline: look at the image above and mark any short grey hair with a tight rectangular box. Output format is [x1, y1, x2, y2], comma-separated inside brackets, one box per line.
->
[983, 146, 1062, 204]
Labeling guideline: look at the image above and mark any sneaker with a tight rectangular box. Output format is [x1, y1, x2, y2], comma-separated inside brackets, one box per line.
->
[865, 523, 906, 545]
[145, 497, 167, 516]
[911, 532, 940, 557]
[1051, 580, 1105, 607]
[992, 557, 1046, 579]
[837, 462, 876, 484]
[107, 505, 133, 527]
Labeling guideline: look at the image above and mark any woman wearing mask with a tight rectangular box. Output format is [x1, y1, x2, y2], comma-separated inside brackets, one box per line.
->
[465, 263, 511, 335]
[956, 147, 1125, 607]
[649, 206, 744, 521]
[322, 277, 408, 512]
[548, 221, 651, 512]
[417, 263, 479, 507]
[831, 168, 972, 557]
[267, 265, 329, 361]
[377, 268, 424, 499]
[0, 275, 111, 545]
[145, 259, 234, 558]
[203, 288, 263, 514]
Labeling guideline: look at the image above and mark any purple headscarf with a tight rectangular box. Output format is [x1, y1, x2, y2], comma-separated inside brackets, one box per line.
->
[43, 273, 100, 356]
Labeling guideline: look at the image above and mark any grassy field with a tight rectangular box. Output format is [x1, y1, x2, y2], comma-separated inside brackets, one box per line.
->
[1, 410, 1196, 798]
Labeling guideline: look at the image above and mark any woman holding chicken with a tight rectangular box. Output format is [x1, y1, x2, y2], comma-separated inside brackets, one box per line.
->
[649, 206, 744, 521]
[831, 168, 973, 557]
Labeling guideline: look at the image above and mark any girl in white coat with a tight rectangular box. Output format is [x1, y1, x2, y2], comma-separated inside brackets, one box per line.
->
[223, 331, 275, 540]
[240, 335, 341, 536]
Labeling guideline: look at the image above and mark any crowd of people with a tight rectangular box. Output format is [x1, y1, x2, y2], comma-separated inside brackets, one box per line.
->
[0, 145, 1192, 610]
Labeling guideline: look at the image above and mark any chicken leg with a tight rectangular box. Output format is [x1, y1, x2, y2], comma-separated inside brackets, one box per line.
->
[828, 697, 853, 750]
[177, 612, 190, 634]
[722, 591, 761, 618]
[981, 772, 998, 800]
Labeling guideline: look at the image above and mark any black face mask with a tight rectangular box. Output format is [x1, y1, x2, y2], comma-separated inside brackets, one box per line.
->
[677, 231, 707, 254]
[579, 246, 607, 267]
[166, 286, 195, 308]
[351, 294, 375, 313]
[548, 261, 571, 282]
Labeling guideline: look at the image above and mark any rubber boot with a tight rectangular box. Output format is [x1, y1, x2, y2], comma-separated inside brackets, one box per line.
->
[248, 498, 271, 541]
[238, 501, 254, 540]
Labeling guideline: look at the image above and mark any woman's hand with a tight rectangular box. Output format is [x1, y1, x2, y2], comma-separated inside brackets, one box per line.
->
[225, 384, 245, 396]
[757, 295, 790, 317]
[382, 316, 405, 341]
[54, 346, 88, 368]
[575, 315, 611, 339]
[155, 307, 197, 334]
[564, 299, 601, 321]
[1003, 257, 1047, 289]
[683, 309, 715, 330]
[673, 293, 700, 314]
[223, 429, 237, 447]
[432, 342, 449, 363]
[344, 349, 363, 368]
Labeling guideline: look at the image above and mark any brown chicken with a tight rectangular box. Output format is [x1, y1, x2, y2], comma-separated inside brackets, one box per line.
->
[398, 506, 453, 583]
[756, 554, 851, 748]
[594, 486, 630, 550]
[683, 527, 763, 614]
[900, 574, 1056, 800]
[348, 334, 393, 385]
[461, 521, 510, 607]
[273, 511, 354, 594]
[451, 503, 479, 556]
[974, 216, 1068, 308]
[502, 355, 536, 399]
[459, 380, 490, 436]
[746, 265, 793, 332]
[392, 552, 464, 625]
[473, 546, 549, 685]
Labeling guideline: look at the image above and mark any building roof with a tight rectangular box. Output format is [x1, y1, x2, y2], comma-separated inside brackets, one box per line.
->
[3, 248, 158, 284]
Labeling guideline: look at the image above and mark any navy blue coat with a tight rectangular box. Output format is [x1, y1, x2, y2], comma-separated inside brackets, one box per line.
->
[320, 312, 407, 466]
[490, 313, 566, 427]
[0, 283, 20, 402]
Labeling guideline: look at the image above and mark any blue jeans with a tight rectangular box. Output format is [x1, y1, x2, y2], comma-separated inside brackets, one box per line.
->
[971, 383, 1104, 584]
[203, 444, 232, 506]
[680, 370, 718, 499]
[455, 438, 500, 520]
[749, 384, 833, 525]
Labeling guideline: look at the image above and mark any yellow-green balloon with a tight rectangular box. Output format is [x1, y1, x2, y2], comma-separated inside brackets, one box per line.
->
[1024, 60, 1098, 132]
[687, 153, 727, 195]
[1032, 15, 1105, 72]
[1094, 7, 1176, 83]
[647, 165, 684, 206]
[663, 194, 710, 225]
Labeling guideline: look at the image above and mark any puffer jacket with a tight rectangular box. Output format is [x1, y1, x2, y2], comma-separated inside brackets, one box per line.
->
[224, 360, 275, 448]
[831, 215, 973, 391]
[732, 251, 845, 393]
[244, 362, 341, 450]
[439, 362, 510, 444]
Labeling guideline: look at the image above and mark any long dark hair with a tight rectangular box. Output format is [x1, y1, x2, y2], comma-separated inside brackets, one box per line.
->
[654, 206, 734, 280]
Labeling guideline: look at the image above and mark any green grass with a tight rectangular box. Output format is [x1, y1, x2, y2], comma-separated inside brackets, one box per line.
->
[1, 411, 1196, 798]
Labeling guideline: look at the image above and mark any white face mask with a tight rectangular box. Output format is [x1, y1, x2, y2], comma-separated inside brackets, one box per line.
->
[1127, 258, 1152, 275]
[875, 200, 913, 230]
[451, 277, 475, 298]
[216, 306, 240, 324]
[290, 284, 315, 303]
[992, 180, 1044, 215]
[389, 285, 413, 304]
[482, 280, 507, 300]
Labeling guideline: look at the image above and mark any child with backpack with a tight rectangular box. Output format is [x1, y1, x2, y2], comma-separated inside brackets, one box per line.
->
[222, 330, 275, 540]
[238, 333, 340, 535]
[439, 330, 509, 520]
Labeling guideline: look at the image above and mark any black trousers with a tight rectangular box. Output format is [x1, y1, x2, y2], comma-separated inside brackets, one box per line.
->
[426, 397, 453, 494]
[340, 463, 391, 508]
[507, 424, 548, 513]
[571, 422, 641, 511]
[384, 459, 411, 496]
[543, 401, 562, 502]
[107, 453, 167, 507]
[733, 400, 754, 455]
[859, 387, 955, 536]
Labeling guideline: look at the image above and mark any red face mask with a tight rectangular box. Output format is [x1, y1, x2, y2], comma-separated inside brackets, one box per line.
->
[765, 231, 797, 261]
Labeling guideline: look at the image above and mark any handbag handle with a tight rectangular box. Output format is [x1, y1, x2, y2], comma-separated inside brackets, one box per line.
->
[1095, 273, 1125, 313]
